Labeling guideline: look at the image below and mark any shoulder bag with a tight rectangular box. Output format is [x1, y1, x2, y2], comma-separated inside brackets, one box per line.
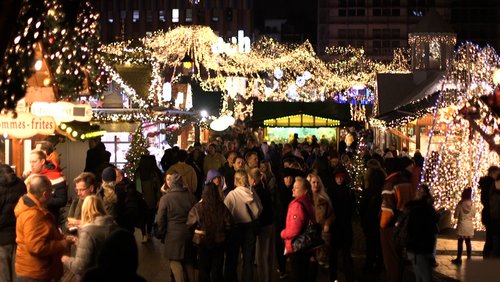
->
[291, 200, 324, 253]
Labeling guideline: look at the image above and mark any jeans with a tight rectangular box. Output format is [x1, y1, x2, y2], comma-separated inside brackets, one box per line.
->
[224, 222, 257, 282]
[407, 252, 433, 282]
[0, 244, 15, 282]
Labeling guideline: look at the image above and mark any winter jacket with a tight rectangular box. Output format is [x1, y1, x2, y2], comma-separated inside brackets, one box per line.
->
[0, 177, 26, 245]
[380, 172, 414, 228]
[41, 161, 68, 222]
[14, 193, 66, 280]
[157, 185, 197, 260]
[166, 162, 198, 195]
[186, 200, 233, 246]
[64, 215, 118, 276]
[254, 182, 274, 227]
[280, 194, 315, 254]
[454, 199, 475, 237]
[404, 198, 438, 254]
[224, 186, 263, 224]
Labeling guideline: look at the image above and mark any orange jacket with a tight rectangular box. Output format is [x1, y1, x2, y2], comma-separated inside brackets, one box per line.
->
[14, 193, 66, 280]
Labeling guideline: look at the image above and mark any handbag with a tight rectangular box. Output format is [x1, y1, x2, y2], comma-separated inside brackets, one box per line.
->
[291, 202, 324, 253]
[192, 229, 206, 246]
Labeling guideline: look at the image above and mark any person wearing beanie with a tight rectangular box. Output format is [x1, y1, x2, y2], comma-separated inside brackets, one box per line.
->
[206, 169, 227, 198]
[101, 167, 116, 183]
[97, 167, 119, 222]
[166, 150, 198, 196]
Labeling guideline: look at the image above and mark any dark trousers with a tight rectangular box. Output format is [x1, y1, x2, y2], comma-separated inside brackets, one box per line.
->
[275, 222, 287, 273]
[330, 230, 354, 282]
[457, 238, 472, 259]
[141, 208, 156, 236]
[289, 252, 315, 282]
[483, 225, 492, 258]
[224, 222, 257, 282]
[198, 245, 224, 282]
[364, 227, 383, 270]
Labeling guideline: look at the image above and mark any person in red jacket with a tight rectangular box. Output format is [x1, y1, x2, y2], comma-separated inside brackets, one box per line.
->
[280, 176, 316, 282]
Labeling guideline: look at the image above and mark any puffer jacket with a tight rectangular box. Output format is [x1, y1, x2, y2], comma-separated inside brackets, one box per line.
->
[14, 193, 66, 280]
[0, 177, 26, 245]
[280, 194, 315, 254]
[455, 199, 475, 237]
[64, 215, 118, 276]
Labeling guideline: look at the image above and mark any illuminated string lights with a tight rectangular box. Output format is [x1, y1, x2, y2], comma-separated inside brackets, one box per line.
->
[421, 43, 500, 230]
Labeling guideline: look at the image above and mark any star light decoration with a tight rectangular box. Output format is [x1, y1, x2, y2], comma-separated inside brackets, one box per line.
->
[420, 43, 500, 230]
[100, 25, 410, 122]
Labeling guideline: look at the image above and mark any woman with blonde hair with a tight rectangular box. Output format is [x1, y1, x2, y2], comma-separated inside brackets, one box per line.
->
[224, 170, 262, 282]
[61, 195, 118, 279]
[307, 173, 335, 268]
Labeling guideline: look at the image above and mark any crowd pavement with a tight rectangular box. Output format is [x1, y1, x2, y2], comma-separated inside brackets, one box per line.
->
[135, 219, 486, 282]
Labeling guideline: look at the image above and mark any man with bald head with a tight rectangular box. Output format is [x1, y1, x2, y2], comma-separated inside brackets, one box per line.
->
[14, 174, 72, 282]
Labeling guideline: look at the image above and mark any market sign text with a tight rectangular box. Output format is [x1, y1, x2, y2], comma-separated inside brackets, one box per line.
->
[0, 112, 55, 138]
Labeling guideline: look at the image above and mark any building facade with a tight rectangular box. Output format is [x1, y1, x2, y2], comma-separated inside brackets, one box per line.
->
[92, 0, 254, 43]
[318, 0, 452, 61]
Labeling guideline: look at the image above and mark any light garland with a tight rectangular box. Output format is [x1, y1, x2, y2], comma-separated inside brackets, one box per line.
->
[421, 43, 500, 230]
[100, 26, 411, 121]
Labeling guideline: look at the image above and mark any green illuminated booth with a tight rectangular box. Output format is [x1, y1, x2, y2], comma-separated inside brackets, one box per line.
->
[252, 101, 371, 144]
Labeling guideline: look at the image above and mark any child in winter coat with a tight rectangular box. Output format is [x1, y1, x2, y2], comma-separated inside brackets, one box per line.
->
[452, 187, 476, 265]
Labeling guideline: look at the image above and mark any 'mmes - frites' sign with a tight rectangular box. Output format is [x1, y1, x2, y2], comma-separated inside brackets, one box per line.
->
[0, 112, 55, 138]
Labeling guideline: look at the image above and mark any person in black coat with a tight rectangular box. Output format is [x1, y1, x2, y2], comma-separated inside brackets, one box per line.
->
[480, 165, 499, 258]
[360, 159, 386, 273]
[329, 170, 355, 282]
[403, 186, 439, 282]
[82, 229, 146, 282]
[0, 164, 27, 282]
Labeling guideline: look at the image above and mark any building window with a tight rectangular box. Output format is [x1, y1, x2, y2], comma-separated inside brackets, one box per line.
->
[146, 10, 153, 23]
[172, 9, 179, 23]
[186, 9, 193, 22]
[339, 9, 347, 16]
[133, 10, 139, 22]
[159, 10, 166, 22]
[120, 10, 126, 20]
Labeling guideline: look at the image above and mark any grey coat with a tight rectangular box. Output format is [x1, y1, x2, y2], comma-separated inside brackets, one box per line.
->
[64, 215, 118, 276]
[157, 186, 197, 260]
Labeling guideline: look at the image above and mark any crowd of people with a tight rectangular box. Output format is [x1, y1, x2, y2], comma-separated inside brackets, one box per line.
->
[0, 135, 499, 282]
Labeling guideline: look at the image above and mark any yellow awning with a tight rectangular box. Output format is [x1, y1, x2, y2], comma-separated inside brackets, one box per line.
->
[263, 114, 340, 127]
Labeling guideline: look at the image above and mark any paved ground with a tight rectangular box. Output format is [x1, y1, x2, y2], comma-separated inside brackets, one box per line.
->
[134, 221, 484, 282]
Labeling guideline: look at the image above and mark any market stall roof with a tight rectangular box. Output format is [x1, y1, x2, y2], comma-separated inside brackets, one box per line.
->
[252, 101, 371, 127]
[376, 71, 443, 123]
[115, 64, 152, 100]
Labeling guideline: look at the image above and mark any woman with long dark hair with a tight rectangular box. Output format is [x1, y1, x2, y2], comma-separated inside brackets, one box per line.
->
[187, 183, 233, 282]
[134, 155, 162, 242]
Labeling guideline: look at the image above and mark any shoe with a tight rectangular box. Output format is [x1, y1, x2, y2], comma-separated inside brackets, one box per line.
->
[451, 258, 462, 265]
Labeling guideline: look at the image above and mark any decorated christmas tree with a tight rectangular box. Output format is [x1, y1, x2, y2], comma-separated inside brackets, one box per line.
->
[124, 123, 149, 179]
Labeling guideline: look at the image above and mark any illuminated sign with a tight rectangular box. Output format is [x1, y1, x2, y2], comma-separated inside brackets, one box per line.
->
[212, 30, 251, 55]
[0, 112, 55, 138]
[31, 101, 93, 122]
